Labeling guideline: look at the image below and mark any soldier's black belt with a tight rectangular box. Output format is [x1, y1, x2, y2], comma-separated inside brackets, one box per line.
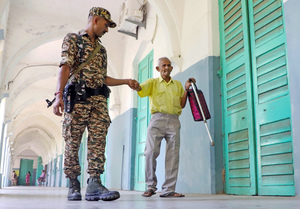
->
[71, 81, 111, 103]
[86, 84, 110, 98]
[62, 83, 111, 113]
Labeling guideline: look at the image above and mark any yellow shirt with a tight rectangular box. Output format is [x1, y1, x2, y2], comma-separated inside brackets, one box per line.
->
[138, 76, 185, 115]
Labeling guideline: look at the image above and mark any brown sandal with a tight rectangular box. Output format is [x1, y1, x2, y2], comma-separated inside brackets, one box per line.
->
[160, 192, 185, 198]
[142, 189, 156, 197]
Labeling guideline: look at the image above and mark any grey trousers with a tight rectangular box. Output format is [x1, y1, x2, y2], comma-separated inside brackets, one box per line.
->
[144, 112, 181, 195]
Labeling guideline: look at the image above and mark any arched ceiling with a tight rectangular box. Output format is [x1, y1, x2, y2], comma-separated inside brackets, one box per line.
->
[0, 0, 184, 164]
[1, 0, 126, 161]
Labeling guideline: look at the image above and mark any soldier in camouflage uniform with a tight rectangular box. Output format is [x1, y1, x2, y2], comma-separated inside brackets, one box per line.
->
[53, 7, 136, 201]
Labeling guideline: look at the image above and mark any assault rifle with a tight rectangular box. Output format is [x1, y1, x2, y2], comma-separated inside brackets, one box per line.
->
[46, 97, 56, 108]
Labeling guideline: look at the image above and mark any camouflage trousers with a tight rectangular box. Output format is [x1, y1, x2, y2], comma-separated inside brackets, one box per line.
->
[62, 95, 110, 179]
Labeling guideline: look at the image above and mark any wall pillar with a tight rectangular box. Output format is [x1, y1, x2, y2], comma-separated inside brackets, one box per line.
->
[0, 97, 8, 187]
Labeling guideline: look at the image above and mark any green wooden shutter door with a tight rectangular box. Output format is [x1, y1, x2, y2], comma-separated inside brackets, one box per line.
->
[219, 0, 257, 195]
[36, 157, 43, 185]
[79, 130, 86, 187]
[19, 159, 34, 186]
[53, 158, 57, 186]
[248, 0, 295, 196]
[58, 154, 63, 187]
[134, 50, 153, 191]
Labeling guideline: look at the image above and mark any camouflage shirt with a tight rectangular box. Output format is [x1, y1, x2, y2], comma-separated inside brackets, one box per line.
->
[60, 30, 107, 89]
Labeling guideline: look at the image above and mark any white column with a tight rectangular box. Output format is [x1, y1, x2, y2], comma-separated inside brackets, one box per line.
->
[3, 143, 10, 187]
[1, 124, 8, 174]
[1, 129, 10, 188]
[0, 97, 7, 177]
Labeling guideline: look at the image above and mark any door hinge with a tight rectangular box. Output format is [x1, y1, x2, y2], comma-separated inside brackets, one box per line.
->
[217, 68, 223, 78]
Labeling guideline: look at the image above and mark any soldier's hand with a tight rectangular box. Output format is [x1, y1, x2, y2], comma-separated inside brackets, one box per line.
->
[132, 80, 139, 89]
[185, 77, 196, 90]
[53, 95, 64, 116]
[128, 79, 138, 90]
[131, 80, 141, 91]
[127, 79, 134, 88]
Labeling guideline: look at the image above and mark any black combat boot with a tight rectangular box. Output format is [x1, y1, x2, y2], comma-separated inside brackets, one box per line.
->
[85, 176, 120, 201]
[68, 178, 82, 201]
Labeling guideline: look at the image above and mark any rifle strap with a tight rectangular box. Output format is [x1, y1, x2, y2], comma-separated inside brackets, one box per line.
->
[68, 41, 101, 83]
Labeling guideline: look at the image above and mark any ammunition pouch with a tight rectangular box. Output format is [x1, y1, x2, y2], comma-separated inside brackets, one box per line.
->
[63, 83, 76, 113]
[74, 80, 88, 101]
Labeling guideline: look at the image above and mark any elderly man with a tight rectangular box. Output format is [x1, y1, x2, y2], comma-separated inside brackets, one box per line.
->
[53, 7, 136, 201]
[134, 57, 195, 198]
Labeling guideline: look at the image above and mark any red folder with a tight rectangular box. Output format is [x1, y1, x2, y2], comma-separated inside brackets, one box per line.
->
[187, 81, 214, 146]
[187, 84, 211, 121]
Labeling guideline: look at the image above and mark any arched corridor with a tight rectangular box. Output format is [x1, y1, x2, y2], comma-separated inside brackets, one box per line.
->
[1, 0, 300, 206]
[0, 0, 223, 194]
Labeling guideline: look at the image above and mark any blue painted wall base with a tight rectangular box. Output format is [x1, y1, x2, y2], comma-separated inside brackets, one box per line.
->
[284, 0, 300, 197]
[106, 56, 222, 194]
[105, 108, 137, 191]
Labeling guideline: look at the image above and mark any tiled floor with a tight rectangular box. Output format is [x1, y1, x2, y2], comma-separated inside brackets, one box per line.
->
[0, 186, 299, 209]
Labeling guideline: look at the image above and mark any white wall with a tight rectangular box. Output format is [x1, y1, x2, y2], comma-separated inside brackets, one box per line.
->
[113, 0, 220, 115]
[105, 0, 222, 194]
[181, 0, 220, 71]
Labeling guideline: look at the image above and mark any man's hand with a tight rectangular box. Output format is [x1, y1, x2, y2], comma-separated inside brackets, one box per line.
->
[53, 64, 70, 116]
[128, 79, 141, 91]
[53, 94, 64, 116]
[185, 77, 196, 90]
[128, 79, 136, 89]
[181, 77, 196, 108]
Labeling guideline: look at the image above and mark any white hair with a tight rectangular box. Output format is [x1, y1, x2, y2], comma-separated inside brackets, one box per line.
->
[157, 57, 171, 66]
